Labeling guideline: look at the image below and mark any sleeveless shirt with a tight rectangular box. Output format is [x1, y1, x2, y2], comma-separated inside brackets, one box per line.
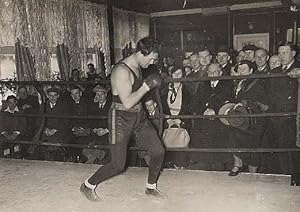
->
[112, 62, 143, 103]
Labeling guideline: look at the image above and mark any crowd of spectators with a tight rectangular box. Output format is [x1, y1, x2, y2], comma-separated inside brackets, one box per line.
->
[142, 41, 299, 182]
[0, 63, 111, 165]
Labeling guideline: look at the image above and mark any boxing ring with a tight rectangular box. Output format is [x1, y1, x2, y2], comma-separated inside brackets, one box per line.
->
[0, 158, 299, 212]
[1, 73, 300, 211]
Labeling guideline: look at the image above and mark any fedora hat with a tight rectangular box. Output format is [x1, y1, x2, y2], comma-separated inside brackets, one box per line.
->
[218, 103, 249, 130]
[218, 103, 236, 126]
[93, 85, 108, 93]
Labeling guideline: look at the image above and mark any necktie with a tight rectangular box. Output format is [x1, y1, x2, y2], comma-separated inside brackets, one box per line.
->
[169, 83, 177, 104]
[282, 66, 288, 72]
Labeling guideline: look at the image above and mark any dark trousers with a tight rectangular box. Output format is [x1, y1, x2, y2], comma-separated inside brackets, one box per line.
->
[270, 118, 300, 174]
[88, 108, 165, 186]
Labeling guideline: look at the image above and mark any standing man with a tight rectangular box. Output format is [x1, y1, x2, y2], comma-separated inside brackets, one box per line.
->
[268, 42, 300, 186]
[80, 37, 165, 201]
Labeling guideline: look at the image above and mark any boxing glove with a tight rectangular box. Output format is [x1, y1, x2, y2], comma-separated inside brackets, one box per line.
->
[144, 74, 162, 90]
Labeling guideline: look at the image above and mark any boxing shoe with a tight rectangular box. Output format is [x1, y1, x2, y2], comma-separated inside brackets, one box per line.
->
[80, 183, 101, 201]
[145, 188, 166, 199]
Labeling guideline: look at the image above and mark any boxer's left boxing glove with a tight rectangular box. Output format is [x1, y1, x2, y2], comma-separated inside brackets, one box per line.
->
[144, 74, 162, 91]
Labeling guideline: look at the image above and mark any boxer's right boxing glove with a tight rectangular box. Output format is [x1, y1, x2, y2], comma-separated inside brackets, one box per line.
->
[144, 74, 162, 90]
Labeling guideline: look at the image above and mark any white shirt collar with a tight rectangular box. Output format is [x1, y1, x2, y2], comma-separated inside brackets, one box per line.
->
[221, 63, 228, 68]
[258, 65, 267, 71]
[210, 80, 219, 88]
[50, 102, 56, 108]
[4, 106, 19, 113]
[98, 100, 107, 108]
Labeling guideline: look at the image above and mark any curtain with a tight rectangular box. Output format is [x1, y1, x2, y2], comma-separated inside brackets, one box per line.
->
[113, 7, 150, 62]
[0, 0, 110, 80]
[56, 44, 70, 81]
[15, 39, 36, 81]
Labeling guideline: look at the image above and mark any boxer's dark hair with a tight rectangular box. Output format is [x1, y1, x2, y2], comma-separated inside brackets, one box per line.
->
[136, 37, 160, 56]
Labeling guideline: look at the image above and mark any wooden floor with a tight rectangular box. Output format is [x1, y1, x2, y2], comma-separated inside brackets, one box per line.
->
[0, 158, 299, 212]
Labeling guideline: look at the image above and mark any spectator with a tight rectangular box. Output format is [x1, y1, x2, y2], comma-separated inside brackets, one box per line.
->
[182, 58, 192, 76]
[186, 52, 204, 98]
[69, 85, 90, 162]
[268, 42, 300, 185]
[17, 86, 40, 138]
[85, 85, 111, 164]
[86, 63, 105, 81]
[161, 66, 191, 168]
[0, 95, 27, 158]
[242, 44, 257, 63]
[228, 60, 268, 176]
[144, 97, 160, 132]
[198, 46, 212, 75]
[255, 48, 270, 74]
[69, 68, 82, 81]
[40, 87, 72, 161]
[236, 49, 245, 64]
[190, 63, 234, 170]
[269, 55, 281, 70]
[216, 45, 232, 76]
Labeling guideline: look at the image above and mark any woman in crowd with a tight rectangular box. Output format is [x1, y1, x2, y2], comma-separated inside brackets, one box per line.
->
[161, 65, 191, 168]
[228, 60, 269, 176]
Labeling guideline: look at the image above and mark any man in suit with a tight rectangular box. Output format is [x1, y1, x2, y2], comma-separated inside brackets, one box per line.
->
[84, 85, 111, 164]
[0, 95, 27, 158]
[268, 42, 300, 185]
[69, 85, 90, 162]
[190, 63, 234, 170]
[17, 86, 40, 138]
[216, 45, 232, 76]
[40, 87, 72, 161]
[255, 48, 270, 74]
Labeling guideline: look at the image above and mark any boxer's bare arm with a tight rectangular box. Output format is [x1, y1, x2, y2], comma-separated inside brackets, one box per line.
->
[111, 65, 148, 109]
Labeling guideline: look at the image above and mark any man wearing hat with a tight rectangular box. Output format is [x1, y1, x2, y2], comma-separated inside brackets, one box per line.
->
[83, 85, 111, 164]
[40, 87, 72, 161]
[80, 37, 165, 201]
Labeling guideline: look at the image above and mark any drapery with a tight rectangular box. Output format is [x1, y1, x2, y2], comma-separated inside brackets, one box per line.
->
[0, 0, 110, 80]
[56, 44, 70, 81]
[15, 39, 36, 81]
[113, 7, 150, 62]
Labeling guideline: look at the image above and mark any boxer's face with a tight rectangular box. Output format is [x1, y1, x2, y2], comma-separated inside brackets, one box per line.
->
[141, 52, 159, 68]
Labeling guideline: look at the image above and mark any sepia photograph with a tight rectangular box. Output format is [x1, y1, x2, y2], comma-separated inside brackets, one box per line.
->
[0, 0, 300, 211]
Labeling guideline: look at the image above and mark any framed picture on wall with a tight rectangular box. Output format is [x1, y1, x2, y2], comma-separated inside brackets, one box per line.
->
[233, 33, 269, 51]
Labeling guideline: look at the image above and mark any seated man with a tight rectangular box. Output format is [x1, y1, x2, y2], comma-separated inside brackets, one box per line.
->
[0, 95, 27, 158]
[84, 85, 111, 164]
[68, 85, 91, 162]
[190, 63, 234, 170]
[40, 87, 72, 161]
[17, 86, 40, 138]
